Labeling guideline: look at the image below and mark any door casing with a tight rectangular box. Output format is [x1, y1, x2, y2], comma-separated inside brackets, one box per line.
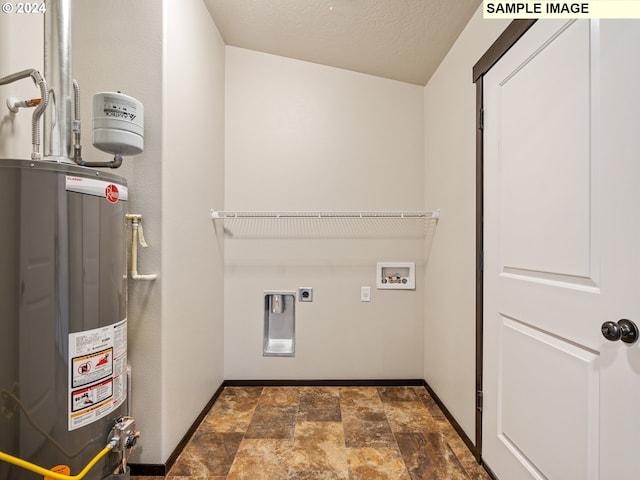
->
[472, 19, 536, 465]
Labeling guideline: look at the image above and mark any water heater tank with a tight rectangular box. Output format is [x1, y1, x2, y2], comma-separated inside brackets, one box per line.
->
[92, 92, 144, 156]
[0, 159, 129, 480]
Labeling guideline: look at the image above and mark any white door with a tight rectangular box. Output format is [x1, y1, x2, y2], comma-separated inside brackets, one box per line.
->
[483, 19, 640, 480]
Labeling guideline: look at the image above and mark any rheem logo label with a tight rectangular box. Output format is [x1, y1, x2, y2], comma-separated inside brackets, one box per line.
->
[105, 184, 119, 204]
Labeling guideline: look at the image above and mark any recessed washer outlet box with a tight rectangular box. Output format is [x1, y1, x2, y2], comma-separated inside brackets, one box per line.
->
[298, 287, 313, 302]
[377, 262, 415, 289]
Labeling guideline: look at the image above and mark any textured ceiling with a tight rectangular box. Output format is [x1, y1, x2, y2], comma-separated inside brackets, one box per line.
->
[204, 0, 482, 86]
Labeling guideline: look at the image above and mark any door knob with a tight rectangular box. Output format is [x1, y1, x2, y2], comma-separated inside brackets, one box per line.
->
[601, 321, 621, 341]
[601, 319, 639, 344]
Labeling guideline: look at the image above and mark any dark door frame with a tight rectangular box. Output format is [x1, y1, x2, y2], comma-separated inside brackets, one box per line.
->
[471, 19, 536, 464]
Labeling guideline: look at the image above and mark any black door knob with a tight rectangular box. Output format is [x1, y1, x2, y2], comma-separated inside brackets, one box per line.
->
[618, 319, 638, 344]
[601, 321, 621, 341]
[601, 319, 639, 344]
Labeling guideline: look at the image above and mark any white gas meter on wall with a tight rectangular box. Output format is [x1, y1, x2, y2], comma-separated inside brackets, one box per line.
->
[92, 91, 144, 158]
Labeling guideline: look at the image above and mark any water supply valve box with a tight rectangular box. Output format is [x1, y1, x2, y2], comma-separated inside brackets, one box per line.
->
[376, 262, 415, 290]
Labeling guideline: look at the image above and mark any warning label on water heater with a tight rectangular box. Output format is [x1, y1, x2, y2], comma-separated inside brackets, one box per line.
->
[68, 319, 127, 431]
[72, 348, 113, 387]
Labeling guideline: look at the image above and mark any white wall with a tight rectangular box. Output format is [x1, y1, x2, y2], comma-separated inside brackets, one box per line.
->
[73, 0, 165, 463]
[161, 0, 225, 463]
[75, 0, 226, 464]
[224, 47, 426, 380]
[0, 10, 42, 157]
[423, 8, 509, 443]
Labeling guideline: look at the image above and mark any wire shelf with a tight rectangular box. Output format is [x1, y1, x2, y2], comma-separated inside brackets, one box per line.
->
[211, 210, 440, 219]
[210, 210, 440, 239]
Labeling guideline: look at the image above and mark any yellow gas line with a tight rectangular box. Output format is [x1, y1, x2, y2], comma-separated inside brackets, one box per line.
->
[0, 443, 113, 480]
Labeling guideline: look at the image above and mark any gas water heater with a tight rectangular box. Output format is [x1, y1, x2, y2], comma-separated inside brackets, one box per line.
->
[0, 160, 134, 480]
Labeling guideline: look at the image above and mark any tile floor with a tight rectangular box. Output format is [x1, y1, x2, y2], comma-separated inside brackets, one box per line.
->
[132, 386, 491, 480]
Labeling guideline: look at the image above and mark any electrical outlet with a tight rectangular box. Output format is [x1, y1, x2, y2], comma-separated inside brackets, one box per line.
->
[298, 287, 313, 302]
[361, 286, 371, 302]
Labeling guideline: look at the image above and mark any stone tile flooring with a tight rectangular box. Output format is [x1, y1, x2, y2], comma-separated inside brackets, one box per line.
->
[132, 386, 491, 480]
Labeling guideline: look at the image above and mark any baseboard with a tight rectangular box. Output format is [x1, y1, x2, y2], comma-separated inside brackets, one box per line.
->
[422, 379, 497, 479]
[481, 459, 499, 480]
[224, 378, 425, 387]
[127, 463, 166, 476]
[421, 380, 477, 457]
[128, 381, 226, 477]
